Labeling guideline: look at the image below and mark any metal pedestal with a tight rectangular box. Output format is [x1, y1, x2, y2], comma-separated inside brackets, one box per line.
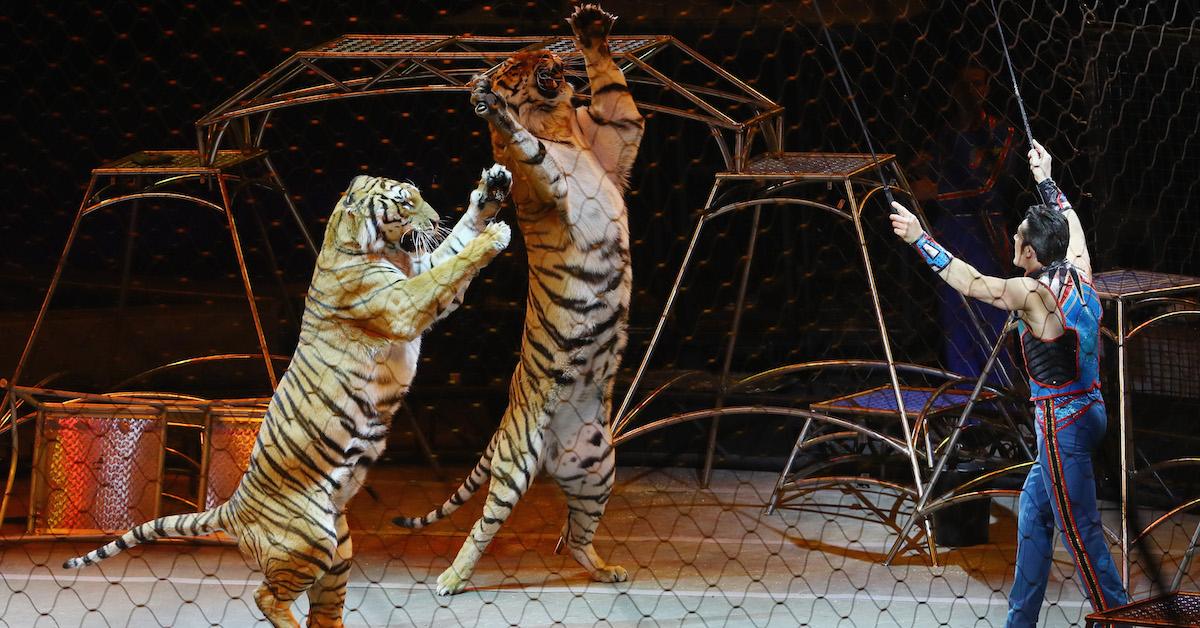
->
[611, 151, 949, 557]
[0, 149, 307, 532]
[4, 149, 309, 399]
[1085, 591, 1200, 627]
[879, 315, 1033, 562]
[1094, 270, 1200, 588]
[5, 386, 267, 536]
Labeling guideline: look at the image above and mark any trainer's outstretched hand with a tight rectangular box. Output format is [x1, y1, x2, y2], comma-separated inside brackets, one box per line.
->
[1028, 139, 1052, 183]
[889, 201, 923, 244]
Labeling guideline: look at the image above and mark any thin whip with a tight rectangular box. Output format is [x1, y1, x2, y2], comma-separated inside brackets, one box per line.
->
[810, 0, 895, 205]
[987, 0, 1045, 202]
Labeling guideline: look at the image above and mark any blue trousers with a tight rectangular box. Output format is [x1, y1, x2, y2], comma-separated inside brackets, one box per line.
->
[1006, 390, 1129, 627]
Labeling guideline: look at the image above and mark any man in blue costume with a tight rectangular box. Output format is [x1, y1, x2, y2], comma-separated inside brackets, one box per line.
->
[890, 142, 1128, 626]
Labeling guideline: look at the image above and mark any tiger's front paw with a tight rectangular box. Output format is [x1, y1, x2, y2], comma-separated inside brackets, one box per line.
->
[481, 164, 511, 204]
[592, 564, 628, 583]
[568, 3, 616, 49]
[483, 221, 511, 252]
[470, 75, 503, 121]
[436, 567, 469, 596]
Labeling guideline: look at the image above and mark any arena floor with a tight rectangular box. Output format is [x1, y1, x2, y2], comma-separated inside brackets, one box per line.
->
[1, 466, 1192, 627]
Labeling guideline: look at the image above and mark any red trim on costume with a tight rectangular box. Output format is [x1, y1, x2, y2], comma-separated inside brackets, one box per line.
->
[1043, 398, 1109, 611]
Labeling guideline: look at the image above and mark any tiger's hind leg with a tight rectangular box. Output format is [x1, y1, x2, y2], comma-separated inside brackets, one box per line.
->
[437, 390, 556, 595]
[241, 512, 337, 627]
[545, 398, 626, 584]
[304, 511, 352, 627]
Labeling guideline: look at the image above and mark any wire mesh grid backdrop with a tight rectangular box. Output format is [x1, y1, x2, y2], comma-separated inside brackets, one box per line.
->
[1, 0, 1199, 626]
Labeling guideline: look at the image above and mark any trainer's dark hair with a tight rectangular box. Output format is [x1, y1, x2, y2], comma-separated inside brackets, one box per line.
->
[1020, 204, 1069, 265]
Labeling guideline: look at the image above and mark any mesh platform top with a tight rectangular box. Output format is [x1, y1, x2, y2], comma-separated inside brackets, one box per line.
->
[1093, 269, 1200, 299]
[1085, 591, 1200, 626]
[307, 35, 665, 57]
[314, 35, 447, 55]
[92, 150, 267, 175]
[811, 385, 997, 416]
[718, 152, 897, 180]
[542, 36, 663, 55]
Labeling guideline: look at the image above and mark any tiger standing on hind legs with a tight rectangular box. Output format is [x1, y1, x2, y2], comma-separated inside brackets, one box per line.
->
[393, 2, 645, 596]
[63, 167, 518, 628]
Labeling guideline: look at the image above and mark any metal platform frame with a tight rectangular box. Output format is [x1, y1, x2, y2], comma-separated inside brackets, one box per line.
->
[1085, 590, 1200, 627]
[0, 149, 314, 532]
[879, 314, 1034, 563]
[1094, 269, 1200, 587]
[195, 34, 784, 172]
[607, 151, 960, 557]
[1, 149, 309, 400]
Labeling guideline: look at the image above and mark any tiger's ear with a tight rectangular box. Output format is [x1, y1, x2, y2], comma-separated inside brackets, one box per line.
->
[341, 175, 375, 213]
[339, 175, 383, 253]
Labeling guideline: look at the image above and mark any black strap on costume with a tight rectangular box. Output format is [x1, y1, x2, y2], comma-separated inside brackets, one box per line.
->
[810, 0, 895, 205]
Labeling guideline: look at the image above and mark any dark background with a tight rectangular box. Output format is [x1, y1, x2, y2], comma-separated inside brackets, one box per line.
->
[2, 1, 1197, 470]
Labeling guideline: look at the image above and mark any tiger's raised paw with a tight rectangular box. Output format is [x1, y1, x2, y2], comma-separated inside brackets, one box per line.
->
[435, 568, 469, 596]
[470, 75, 502, 120]
[483, 221, 511, 251]
[591, 564, 628, 584]
[568, 3, 616, 49]
[481, 164, 511, 203]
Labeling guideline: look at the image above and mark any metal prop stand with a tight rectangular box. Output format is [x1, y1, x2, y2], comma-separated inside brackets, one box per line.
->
[880, 314, 1031, 563]
[1084, 591, 1200, 627]
[610, 152, 948, 560]
[3, 149, 297, 399]
[1093, 270, 1200, 588]
[195, 34, 783, 171]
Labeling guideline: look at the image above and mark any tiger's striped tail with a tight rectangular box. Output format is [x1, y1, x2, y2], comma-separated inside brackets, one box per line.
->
[392, 432, 498, 529]
[62, 505, 229, 569]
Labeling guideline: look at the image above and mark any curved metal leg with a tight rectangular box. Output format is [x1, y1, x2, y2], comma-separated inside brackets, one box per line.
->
[217, 176, 277, 389]
[844, 179, 937, 565]
[705, 205, 761, 487]
[613, 215, 709, 436]
[766, 416, 813, 515]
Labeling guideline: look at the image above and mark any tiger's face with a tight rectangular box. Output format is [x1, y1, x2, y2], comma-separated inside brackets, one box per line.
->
[490, 51, 574, 117]
[335, 175, 441, 255]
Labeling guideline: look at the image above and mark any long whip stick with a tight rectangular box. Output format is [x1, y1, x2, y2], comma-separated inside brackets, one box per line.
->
[810, 0, 895, 205]
[988, 0, 1045, 204]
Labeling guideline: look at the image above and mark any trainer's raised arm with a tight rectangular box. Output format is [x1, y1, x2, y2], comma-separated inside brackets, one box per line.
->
[1029, 140, 1091, 278]
[890, 201, 1048, 317]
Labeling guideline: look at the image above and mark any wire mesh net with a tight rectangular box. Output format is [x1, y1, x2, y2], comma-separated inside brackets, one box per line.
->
[2, 0, 1199, 626]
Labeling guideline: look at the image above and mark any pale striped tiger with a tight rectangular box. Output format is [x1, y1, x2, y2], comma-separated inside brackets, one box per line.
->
[64, 168, 516, 627]
[393, 3, 645, 596]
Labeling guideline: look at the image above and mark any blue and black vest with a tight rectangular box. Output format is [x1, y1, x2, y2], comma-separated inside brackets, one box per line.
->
[1017, 262, 1103, 400]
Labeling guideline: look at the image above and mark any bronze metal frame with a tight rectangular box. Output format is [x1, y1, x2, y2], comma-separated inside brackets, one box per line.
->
[0, 148, 309, 539]
[195, 35, 784, 172]
[609, 152, 955, 559]
[1093, 269, 1200, 587]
